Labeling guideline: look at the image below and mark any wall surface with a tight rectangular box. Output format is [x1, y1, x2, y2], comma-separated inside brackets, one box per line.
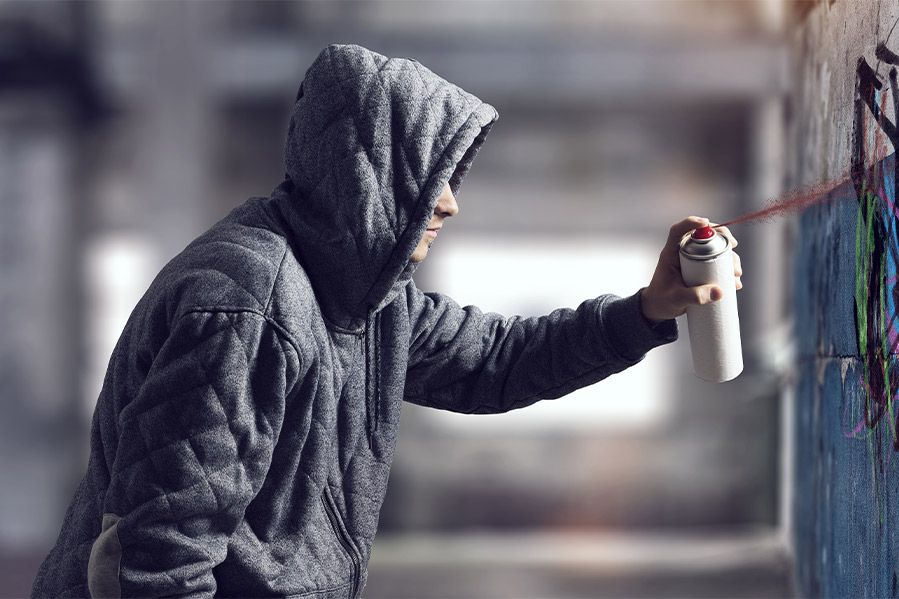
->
[792, 1, 899, 596]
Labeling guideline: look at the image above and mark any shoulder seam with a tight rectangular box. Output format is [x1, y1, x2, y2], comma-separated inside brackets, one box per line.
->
[175, 306, 306, 369]
[264, 243, 290, 317]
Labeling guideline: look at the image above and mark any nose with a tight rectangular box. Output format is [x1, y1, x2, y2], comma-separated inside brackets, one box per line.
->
[435, 185, 459, 218]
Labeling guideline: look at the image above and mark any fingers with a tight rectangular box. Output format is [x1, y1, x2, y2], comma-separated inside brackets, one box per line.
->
[709, 222, 738, 248]
[666, 217, 739, 250]
[661, 218, 743, 289]
[665, 216, 710, 253]
[674, 283, 724, 308]
[732, 251, 742, 276]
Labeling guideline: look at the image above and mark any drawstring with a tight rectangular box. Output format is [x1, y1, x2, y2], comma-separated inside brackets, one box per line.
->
[364, 319, 372, 451]
[374, 312, 380, 434]
[364, 310, 379, 452]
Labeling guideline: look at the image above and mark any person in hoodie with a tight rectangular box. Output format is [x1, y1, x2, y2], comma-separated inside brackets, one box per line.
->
[31, 43, 742, 599]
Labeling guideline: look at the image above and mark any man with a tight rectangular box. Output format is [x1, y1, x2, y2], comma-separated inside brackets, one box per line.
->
[32, 43, 741, 598]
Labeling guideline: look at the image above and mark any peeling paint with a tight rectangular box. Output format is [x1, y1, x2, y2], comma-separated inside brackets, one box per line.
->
[841, 357, 854, 384]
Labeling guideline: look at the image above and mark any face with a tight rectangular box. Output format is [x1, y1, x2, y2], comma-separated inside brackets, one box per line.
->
[409, 181, 458, 263]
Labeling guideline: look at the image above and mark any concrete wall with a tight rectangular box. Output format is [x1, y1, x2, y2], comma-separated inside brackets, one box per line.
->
[791, 1, 899, 596]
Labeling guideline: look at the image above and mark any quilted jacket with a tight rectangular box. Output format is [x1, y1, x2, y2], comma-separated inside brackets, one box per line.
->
[31, 43, 678, 598]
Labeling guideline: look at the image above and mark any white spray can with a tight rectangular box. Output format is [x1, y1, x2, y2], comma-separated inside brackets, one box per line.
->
[678, 226, 743, 382]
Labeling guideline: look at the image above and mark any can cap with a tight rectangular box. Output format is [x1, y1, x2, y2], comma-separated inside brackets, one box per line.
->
[680, 226, 728, 260]
[691, 226, 715, 240]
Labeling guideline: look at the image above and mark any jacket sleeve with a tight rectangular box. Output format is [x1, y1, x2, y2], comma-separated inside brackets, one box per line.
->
[403, 282, 678, 414]
[89, 309, 298, 598]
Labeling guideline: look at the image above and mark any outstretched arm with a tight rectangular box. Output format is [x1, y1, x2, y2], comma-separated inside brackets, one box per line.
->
[403, 216, 742, 415]
[403, 282, 677, 414]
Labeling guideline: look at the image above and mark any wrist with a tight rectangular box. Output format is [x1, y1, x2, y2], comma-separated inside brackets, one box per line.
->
[601, 290, 679, 362]
[639, 287, 666, 324]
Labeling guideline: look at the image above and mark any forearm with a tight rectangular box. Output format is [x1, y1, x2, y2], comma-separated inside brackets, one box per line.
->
[404, 287, 677, 414]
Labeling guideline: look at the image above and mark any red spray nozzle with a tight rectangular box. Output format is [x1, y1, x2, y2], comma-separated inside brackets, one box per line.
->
[691, 226, 715, 240]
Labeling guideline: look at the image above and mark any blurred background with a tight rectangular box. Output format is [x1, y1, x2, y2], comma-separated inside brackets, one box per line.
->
[0, 1, 800, 597]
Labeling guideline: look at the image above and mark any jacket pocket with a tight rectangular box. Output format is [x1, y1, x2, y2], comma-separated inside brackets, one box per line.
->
[320, 485, 361, 599]
[87, 512, 122, 598]
[286, 579, 353, 599]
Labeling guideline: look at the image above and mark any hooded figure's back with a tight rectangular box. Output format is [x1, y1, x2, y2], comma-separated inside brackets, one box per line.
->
[32, 43, 675, 599]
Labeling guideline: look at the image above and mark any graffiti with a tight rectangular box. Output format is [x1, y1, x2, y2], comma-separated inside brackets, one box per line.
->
[851, 45, 899, 450]
[793, 18, 899, 596]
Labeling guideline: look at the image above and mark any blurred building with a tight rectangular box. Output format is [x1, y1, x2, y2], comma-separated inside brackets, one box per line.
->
[0, 1, 795, 597]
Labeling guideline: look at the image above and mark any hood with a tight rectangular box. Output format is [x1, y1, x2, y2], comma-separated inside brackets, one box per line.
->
[270, 43, 499, 332]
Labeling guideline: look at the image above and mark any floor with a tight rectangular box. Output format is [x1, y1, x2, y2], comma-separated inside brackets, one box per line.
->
[3, 530, 795, 599]
[363, 530, 795, 598]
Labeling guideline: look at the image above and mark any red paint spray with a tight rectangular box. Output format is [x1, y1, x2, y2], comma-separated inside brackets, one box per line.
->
[714, 133, 893, 228]
[716, 174, 850, 228]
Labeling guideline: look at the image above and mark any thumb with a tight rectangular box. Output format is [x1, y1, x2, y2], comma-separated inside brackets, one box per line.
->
[701, 284, 724, 304]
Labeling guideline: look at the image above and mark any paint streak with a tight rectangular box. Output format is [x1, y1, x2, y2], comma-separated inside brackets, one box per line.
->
[716, 52, 897, 230]
[717, 175, 850, 228]
[713, 139, 893, 229]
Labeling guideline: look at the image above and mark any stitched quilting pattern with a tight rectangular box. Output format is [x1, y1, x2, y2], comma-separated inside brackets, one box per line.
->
[32, 42, 505, 599]
[101, 310, 294, 595]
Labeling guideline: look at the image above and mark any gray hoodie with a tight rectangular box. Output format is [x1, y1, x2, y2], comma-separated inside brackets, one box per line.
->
[31, 43, 677, 598]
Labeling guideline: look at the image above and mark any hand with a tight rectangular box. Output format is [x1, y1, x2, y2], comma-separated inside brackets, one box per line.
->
[640, 216, 743, 323]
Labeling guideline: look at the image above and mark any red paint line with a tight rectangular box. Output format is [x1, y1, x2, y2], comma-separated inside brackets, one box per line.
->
[715, 141, 894, 228]
[716, 173, 852, 228]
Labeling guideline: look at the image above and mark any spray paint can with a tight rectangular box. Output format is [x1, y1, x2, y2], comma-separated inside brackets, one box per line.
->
[678, 226, 743, 382]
